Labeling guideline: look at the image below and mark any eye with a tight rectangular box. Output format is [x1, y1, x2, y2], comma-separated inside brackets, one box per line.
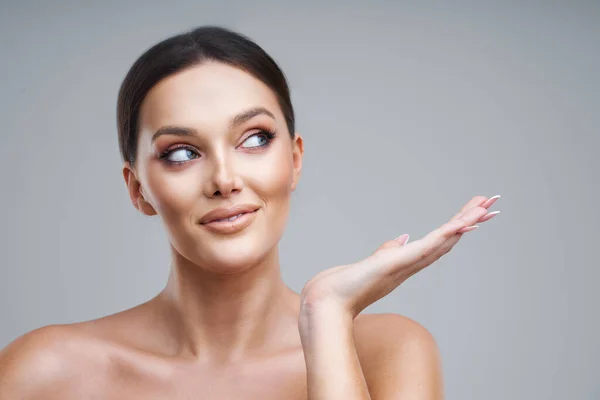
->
[162, 147, 199, 164]
[241, 130, 276, 149]
[242, 134, 268, 148]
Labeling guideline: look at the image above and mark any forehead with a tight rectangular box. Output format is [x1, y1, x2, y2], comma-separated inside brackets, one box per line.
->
[139, 62, 282, 131]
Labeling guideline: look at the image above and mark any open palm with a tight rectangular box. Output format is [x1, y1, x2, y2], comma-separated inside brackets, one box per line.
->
[300, 195, 501, 317]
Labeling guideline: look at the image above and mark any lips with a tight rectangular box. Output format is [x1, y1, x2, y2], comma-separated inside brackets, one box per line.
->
[199, 204, 260, 225]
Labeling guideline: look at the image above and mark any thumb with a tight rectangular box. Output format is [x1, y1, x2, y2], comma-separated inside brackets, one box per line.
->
[376, 234, 410, 252]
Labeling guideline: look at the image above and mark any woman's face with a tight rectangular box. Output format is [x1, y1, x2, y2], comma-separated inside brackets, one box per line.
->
[125, 62, 303, 273]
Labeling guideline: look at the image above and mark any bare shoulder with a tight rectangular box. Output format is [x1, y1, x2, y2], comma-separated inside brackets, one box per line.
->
[0, 324, 110, 399]
[353, 312, 440, 368]
[354, 312, 439, 351]
[0, 302, 171, 399]
[354, 313, 444, 399]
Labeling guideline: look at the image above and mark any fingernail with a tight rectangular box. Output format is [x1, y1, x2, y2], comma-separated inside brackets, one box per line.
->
[480, 210, 500, 222]
[482, 195, 501, 208]
[394, 234, 410, 245]
[459, 225, 479, 233]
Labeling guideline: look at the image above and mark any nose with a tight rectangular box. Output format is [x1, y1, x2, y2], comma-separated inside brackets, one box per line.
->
[203, 151, 242, 198]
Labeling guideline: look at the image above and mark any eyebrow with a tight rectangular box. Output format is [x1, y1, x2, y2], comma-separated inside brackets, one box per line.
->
[151, 106, 276, 142]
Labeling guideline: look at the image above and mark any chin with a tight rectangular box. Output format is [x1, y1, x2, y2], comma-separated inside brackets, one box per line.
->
[187, 233, 276, 274]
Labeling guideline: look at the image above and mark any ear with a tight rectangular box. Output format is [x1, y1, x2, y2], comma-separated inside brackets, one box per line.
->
[291, 134, 304, 192]
[122, 162, 157, 216]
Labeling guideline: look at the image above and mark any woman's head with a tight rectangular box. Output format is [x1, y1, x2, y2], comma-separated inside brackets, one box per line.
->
[117, 26, 303, 272]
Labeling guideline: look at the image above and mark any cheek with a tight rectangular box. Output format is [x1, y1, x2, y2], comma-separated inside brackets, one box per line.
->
[246, 147, 294, 202]
[144, 164, 201, 222]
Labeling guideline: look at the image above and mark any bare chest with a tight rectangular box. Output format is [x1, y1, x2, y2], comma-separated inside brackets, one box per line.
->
[130, 371, 307, 400]
[94, 352, 308, 400]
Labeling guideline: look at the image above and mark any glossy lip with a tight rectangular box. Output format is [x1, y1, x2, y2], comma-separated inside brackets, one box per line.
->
[198, 204, 260, 235]
[199, 204, 261, 224]
[199, 209, 259, 235]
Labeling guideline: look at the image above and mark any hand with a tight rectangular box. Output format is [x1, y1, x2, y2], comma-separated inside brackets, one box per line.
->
[299, 195, 501, 319]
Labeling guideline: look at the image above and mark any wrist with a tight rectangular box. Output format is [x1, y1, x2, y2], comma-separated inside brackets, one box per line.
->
[298, 298, 354, 338]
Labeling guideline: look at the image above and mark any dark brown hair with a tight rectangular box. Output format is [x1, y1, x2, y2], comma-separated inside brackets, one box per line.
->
[116, 26, 295, 166]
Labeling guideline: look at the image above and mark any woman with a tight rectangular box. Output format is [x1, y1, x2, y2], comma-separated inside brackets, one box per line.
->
[0, 26, 500, 399]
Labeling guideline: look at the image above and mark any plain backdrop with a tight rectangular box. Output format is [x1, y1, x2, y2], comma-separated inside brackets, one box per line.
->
[1, 1, 598, 399]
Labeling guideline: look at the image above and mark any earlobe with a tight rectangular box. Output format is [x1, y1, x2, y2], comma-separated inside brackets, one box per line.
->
[122, 163, 157, 216]
[138, 197, 158, 216]
[136, 188, 157, 216]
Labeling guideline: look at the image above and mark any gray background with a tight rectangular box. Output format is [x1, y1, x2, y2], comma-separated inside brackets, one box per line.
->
[1, 1, 598, 399]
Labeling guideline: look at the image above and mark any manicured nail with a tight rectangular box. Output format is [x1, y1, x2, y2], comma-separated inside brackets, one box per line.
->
[459, 225, 479, 233]
[480, 210, 500, 222]
[482, 195, 501, 208]
[394, 234, 410, 245]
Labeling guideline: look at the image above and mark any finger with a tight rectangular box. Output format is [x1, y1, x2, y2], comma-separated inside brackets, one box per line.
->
[456, 196, 502, 232]
[391, 210, 481, 274]
[481, 194, 501, 209]
[391, 224, 472, 285]
[376, 234, 410, 252]
[453, 194, 502, 221]
[458, 224, 479, 233]
[452, 196, 488, 220]
[446, 205, 489, 233]
[394, 233, 410, 246]
[370, 207, 486, 274]
[478, 210, 500, 223]
[427, 206, 488, 246]
[411, 233, 462, 272]
[457, 209, 500, 232]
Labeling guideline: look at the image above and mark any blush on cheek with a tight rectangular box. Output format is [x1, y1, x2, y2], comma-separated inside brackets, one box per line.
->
[251, 153, 294, 244]
[250, 152, 294, 199]
[145, 164, 202, 220]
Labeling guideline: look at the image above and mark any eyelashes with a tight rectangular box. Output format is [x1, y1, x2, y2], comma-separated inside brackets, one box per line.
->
[158, 128, 278, 166]
[159, 145, 199, 164]
[241, 128, 276, 149]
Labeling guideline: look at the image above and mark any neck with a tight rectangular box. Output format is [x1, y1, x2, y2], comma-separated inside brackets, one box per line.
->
[155, 245, 301, 364]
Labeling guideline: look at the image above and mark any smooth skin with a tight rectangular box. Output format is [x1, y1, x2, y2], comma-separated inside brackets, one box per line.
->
[0, 61, 500, 399]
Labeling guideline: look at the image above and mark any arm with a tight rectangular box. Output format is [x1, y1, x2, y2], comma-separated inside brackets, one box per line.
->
[297, 195, 499, 399]
[299, 300, 443, 400]
[299, 301, 371, 400]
